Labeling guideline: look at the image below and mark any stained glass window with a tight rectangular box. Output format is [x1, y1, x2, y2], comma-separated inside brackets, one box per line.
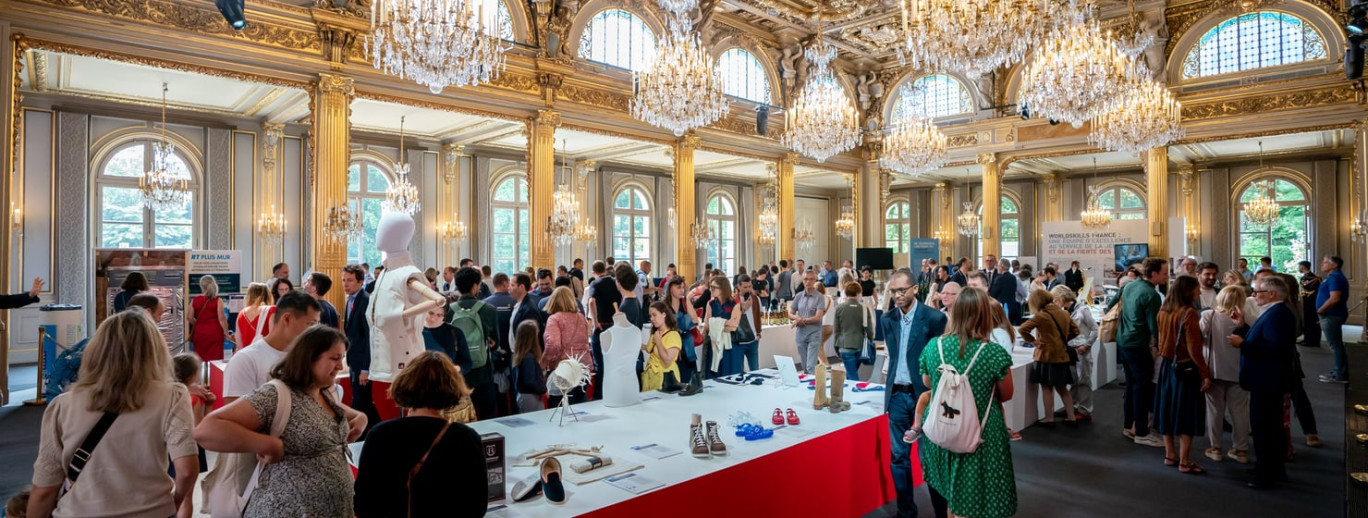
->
[717, 48, 772, 104]
[891, 74, 974, 121]
[1181, 11, 1327, 79]
[578, 9, 656, 71]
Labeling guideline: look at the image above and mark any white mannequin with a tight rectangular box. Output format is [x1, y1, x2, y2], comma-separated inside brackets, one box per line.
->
[600, 311, 644, 408]
[366, 212, 445, 382]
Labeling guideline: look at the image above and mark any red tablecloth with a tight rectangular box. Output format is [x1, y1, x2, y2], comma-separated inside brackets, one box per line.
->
[586, 414, 911, 518]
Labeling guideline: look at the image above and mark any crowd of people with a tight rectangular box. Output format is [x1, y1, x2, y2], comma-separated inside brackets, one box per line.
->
[14, 248, 1357, 517]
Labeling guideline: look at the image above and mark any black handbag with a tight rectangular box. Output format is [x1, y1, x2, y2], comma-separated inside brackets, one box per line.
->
[731, 310, 756, 344]
[1172, 315, 1201, 383]
[1049, 311, 1078, 365]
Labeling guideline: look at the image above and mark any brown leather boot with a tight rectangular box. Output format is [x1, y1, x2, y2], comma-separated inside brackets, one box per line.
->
[829, 368, 850, 413]
[812, 363, 829, 410]
[690, 413, 710, 458]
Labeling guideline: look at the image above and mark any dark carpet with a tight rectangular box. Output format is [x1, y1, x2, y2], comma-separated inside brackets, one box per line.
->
[868, 342, 1352, 518]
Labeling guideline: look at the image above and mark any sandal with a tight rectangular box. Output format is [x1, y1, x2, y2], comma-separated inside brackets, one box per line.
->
[772, 408, 784, 425]
[1179, 461, 1205, 474]
[1009, 429, 1023, 441]
[785, 408, 800, 426]
[1164, 456, 1178, 467]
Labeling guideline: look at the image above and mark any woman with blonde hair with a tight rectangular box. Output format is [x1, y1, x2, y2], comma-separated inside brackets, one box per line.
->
[1019, 287, 1080, 427]
[542, 286, 591, 407]
[188, 275, 231, 361]
[1223, 270, 1250, 296]
[1052, 285, 1097, 421]
[28, 310, 199, 517]
[1200, 285, 1253, 463]
[916, 287, 1017, 518]
[237, 282, 276, 348]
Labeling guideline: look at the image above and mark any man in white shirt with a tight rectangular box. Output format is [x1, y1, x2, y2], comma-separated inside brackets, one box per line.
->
[222, 290, 321, 404]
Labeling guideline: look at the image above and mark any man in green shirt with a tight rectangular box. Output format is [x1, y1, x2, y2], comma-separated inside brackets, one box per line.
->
[1117, 257, 1167, 447]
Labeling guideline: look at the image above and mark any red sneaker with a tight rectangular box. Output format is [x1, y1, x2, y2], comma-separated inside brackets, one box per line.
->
[1075, 413, 1093, 421]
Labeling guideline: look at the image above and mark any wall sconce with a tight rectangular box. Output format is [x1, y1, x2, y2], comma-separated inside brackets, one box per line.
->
[1352, 213, 1368, 243]
[1185, 223, 1199, 243]
[440, 219, 468, 241]
[11, 203, 22, 236]
[256, 205, 287, 245]
[933, 228, 951, 242]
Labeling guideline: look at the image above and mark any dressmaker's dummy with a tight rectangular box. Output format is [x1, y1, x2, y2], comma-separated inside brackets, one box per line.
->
[600, 311, 645, 407]
[367, 212, 446, 382]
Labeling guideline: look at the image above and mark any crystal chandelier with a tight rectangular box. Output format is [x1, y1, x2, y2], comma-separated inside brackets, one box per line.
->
[324, 204, 364, 244]
[898, 0, 1064, 78]
[631, 0, 728, 137]
[1112, 0, 1154, 58]
[882, 86, 948, 175]
[257, 205, 287, 245]
[691, 220, 716, 249]
[548, 140, 581, 246]
[782, 35, 860, 162]
[758, 176, 779, 245]
[835, 180, 855, 240]
[957, 202, 980, 237]
[795, 219, 816, 250]
[140, 83, 191, 212]
[574, 222, 597, 242]
[369, 0, 508, 94]
[384, 117, 422, 216]
[1243, 142, 1279, 228]
[440, 219, 468, 241]
[1081, 159, 1112, 228]
[1090, 79, 1185, 153]
[1019, 11, 1140, 128]
[1081, 186, 1114, 228]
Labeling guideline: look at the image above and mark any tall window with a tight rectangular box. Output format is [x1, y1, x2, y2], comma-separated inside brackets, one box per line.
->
[976, 196, 1020, 262]
[885, 201, 911, 254]
[347, 160, 391, 268]
[1092, 185, 1147, 219]
[1181, 11, 1326, 80]
[891, 74, 974, 121]
[717, 48, 771, 104]
[97, 141, 196, 249]
[492, 175, 530, 275]
[613, 187, 652, 266]
[578, 9, 656, 71]
[1238, 178, 1309, 272]
[704, 194, 737, 274]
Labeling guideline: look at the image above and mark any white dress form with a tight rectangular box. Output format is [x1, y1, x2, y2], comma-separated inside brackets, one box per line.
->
[601, 313, 644, 408]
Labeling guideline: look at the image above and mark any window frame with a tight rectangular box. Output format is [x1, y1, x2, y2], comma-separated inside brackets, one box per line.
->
[1235, 176, 1311, 273]
[716, 47, 773, 105]
[1179, 10, 1329, 81]
[95, 138, 199, 249]
[890, 74, 975, 122]
[884, 200, 911, 254]
[491, 173, 531, 275]
[1088, 184, 1148, 220]
[975, 195, 1020, 264]
[345, 159, 395, 268]
[704, 193, 738, 275]
[577, 8, 657, 72]
[612, 185, 653, 267]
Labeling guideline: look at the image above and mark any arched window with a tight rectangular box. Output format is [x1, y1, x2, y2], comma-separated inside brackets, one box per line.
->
[1237, 178, 1309, 272]
[347, 160, 392, 268]
[975, 196, 1020, 262]
[717, 48, 772, 104]
[1091, 185, 1147, 220]
[704, 193, 737, 274]
[1181, 11, 1327, 80]
[891, 74, 974, 121]
[885, 201, 911, 254]
[612, 186, 652, 266]
[96, 140, 196, 249]
[578, 9, 656, 71]
[491, 174, 530, 275]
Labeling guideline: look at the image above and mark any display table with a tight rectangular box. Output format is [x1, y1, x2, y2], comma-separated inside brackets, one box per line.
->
[350, 374, 901, 517]
[757, 324, 886, 382]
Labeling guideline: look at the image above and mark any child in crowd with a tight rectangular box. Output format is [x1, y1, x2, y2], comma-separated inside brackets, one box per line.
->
[903, 391, 934, 443]
[512, 320, 547, 413]
[5, 489, 29, 517]
[171, 352, 211, 518]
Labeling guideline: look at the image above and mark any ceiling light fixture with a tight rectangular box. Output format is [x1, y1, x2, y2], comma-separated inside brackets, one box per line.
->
[782, 32, 860, 162]
[898, 0, 1067, 78]
[369, 0, 508, 94]
[384, 116, 421, 216]
[139, 83, 192, 213]
[1019, 9, 1141, 128]
[1243, 142, 1280, 228]
[1089, 79, 1185, 153]
[1081, 158, 1113, 228]
[881, 84, 948, 176]
[631, 0, 729, 137]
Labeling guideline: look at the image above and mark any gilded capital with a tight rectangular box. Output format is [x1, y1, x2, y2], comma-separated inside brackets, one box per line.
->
[782, 152, 801, 166]
[977, 153, 996, 164]
[679, 134, 701, 150]
[317, 74, 355, 96]
[533, 109, 561, 129]
[862, 141, 883, 162]
[932, 182, 947, 193]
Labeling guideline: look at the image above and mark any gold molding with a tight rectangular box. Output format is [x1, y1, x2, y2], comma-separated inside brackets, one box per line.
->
[1182, 85, 1358, 121]
[351, 89, 525, 124]
[1173, 122, 1357, 146]
[948, 134, 978, 148]
[22, 38, 314, 91]
[16, 0, 324, 54]
[556, 83, 628, 111]
[558, 121, 673, 146]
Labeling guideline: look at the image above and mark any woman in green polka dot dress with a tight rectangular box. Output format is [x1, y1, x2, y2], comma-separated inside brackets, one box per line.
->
[917, 287, 1018, 518]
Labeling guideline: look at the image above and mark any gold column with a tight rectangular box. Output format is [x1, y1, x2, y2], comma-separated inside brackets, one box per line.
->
[778, 153, 798, 262]
[528, 109, 559, 270]
[1, 32, 21, 406]
[849, 172, 861, 254]
[1042, 172, 1062, 223]
[260, 123, 285, 278]
[980, 153, 1001, 259]
[311, 73, 353, 316]
[1145, 147, 1169, 259]
[673, 135, 699, 282]
[860, 144, 882, 248]
[932, 182, 951, 260]
[1177, 165, 1196, 254]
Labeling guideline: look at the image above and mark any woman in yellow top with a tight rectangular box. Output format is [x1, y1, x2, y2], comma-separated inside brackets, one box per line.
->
[641, 301, 682, 391]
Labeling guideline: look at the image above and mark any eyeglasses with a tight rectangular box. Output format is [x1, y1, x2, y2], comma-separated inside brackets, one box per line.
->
[889, 287, 910, 296]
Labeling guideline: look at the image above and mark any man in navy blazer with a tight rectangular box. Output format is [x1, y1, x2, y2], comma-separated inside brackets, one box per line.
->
[1231, 275, 1296, 489]
[881, 268, 949, 518]
[341, 264, 381, 436]
[986, 256, 1021, 324]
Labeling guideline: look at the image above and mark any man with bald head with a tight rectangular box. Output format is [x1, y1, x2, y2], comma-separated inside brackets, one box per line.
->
[938, 281, 962, 314]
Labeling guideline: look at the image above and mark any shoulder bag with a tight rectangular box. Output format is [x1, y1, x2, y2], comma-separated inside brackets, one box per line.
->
[203, 379, 292, 518]
[407, 422, 452, 518]
[1049, 311, 1079, 365]
[62, 411, 119, 494]
[858, 305, 877, 365]
[1172, 311, 1201, 383]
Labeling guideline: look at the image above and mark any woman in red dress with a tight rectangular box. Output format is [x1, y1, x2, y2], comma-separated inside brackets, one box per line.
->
[187, 275, 231, 362]
[234, 282, 275, 348]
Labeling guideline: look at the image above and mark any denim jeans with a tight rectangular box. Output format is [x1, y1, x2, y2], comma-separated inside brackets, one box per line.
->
[734, 340, 760, 372]
[1118, 345, 1154, 437]
[839, 350, 862, 382]
[888, 391, 949, 518]
[590, 327, 606, 400]
[1321, 314, 1347, 380]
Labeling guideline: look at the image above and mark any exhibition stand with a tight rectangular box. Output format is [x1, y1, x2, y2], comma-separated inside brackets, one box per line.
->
[349, 372, 902, 517]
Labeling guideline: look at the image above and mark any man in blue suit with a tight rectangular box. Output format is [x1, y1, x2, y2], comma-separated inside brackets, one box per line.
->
[341, 264, 381, 437]
[986, 255, 1021, 324]
[881, 268, 949, 518]
[1231, 275, 1296, 490]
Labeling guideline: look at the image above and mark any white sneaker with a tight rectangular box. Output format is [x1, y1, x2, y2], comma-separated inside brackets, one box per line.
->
[1133, 433, 1164, 447]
